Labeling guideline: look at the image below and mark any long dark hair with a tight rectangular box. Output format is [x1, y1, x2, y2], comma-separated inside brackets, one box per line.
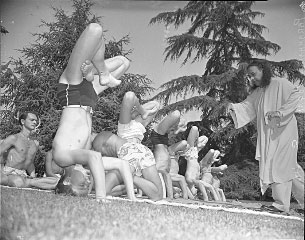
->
[247, 61, 272, 90]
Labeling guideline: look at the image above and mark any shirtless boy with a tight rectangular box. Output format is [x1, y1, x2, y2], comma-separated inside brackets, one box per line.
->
[0, 112, 59, 189]
[0, 112, 39, 176]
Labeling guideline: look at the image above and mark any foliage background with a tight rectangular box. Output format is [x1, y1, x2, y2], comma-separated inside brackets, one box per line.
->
[0, 0, 154, 176]
[1, 0, 304, 201]
[147, 1, 305, 200]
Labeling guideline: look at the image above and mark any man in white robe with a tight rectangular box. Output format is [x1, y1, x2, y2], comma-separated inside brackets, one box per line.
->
[228, 61, 304, 213]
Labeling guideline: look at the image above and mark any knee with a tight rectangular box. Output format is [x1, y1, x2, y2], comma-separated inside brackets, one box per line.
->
[181, 140, 188, 145]
[52, 149, 65, 167]
[123, 91, 136, 103]
[208, 149, 215, 155]
[190, 126, 198, 132]
[191, 126, 198, 131]
[87, 23, 103, 38]
[179, 140, 188, 148]
[170, 110, 181, 119]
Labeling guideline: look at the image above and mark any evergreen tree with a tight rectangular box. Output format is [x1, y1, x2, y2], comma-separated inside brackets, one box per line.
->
[0, 0, 153, 175]
[149, 1, 305, 164]
[149, 1, 305, 199]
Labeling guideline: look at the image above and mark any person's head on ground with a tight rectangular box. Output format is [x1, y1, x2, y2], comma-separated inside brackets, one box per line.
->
[246, 61, 272, 89]
[55, 165, 91, 197]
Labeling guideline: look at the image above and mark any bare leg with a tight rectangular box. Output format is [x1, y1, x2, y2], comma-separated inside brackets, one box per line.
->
[200, 181, 220, 201]
[175, 118, 188, 134]
[135, 101, 160, 127]
[214, 188, 221, 201]
[111, 184, 128, 197]
[194, 180, 209, 201]
[156, 110, 181, 135]
[91, 39, 130, 86]
[187, 126, 199, 147]
[105, 170, 122, 195]
[168, 140, 188, 155]
[89, 37, 120, 86]
[187, 186, 195, 200]
[81, 60, 121, 88]
[170, 174, 188, 199]
[60, 23, 106, 85]
[25, 177, 59, 190]
[105, 56, 130, 79]
[200, 149, 215, 169]
[102, 157, 136, 201]
[134, 165, 163, 201]
[158, 170, 173, 199]
[186, 179, 197, 196]
[119, 91, 151, 124]
[218, 188, 226, 202]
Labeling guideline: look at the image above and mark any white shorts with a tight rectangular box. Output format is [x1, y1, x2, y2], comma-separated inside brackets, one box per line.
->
[117, 142, 155, 176]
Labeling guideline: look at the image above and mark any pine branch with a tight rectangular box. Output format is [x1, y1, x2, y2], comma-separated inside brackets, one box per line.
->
[156, 95, 218, 117]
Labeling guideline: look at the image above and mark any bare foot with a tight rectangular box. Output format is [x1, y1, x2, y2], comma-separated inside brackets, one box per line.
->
[81, 60, 95, 82]
[99, 72, 122, 88]
[142, 107, 159, 120]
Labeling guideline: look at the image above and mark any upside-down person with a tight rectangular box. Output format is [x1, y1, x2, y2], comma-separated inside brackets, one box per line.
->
[51, 23, 136, 201]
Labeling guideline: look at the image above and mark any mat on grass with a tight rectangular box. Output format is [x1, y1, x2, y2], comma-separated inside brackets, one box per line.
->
[1, 185, 303, 222]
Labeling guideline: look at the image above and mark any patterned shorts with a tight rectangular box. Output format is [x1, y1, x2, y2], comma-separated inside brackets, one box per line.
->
[117, 142, 156, 176]
[183, 147, 199, 161]
[2, 166, 28, 178]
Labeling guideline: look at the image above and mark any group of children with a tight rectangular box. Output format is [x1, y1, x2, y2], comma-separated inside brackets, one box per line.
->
[1, 23, 304, 215]
[0, 22, 228, 203]
[46, 90, 228, 202]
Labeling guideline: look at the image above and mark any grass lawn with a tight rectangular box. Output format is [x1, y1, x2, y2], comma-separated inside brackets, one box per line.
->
[1, 187, 304, 240]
